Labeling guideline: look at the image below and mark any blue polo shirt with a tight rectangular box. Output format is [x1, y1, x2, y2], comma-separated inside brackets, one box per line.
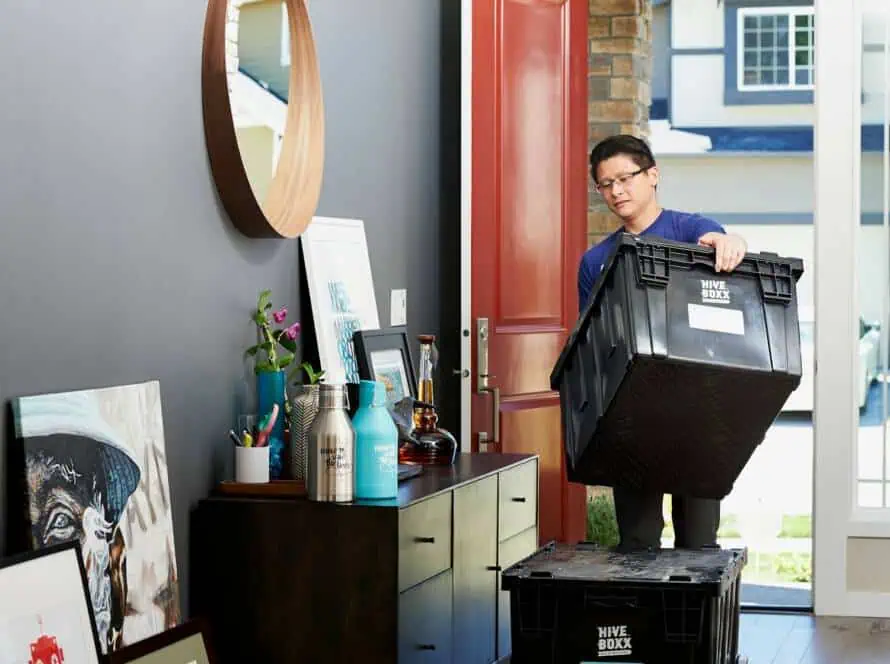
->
[578, 209, 725, 312]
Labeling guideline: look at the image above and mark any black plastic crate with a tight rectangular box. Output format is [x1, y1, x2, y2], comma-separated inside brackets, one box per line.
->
[502, 542, 747, 664]
[551, 233, 804, 499]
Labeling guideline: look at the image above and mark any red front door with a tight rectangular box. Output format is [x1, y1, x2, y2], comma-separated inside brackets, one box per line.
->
[471, 0, 588, 544]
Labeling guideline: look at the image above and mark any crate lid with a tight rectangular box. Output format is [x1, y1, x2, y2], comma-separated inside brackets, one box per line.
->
[502, 542, 747, 596]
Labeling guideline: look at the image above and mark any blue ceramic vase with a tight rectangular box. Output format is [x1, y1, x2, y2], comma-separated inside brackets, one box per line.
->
[353, 380, 398, 500]
[257, 369, 287, 479]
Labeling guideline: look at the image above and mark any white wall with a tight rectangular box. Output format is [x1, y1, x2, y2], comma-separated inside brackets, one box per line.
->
[235, 125, 276, 205]
[657, 153, 885, 216]
[671, 0, 722, 49]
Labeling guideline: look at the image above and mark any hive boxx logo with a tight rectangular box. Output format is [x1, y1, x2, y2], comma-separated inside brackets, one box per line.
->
[596, 624, 632, 657]
[700, 279, 731, 305]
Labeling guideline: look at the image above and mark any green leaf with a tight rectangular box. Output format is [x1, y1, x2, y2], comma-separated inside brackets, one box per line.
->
[244, 345, 260, 357]
[258, 289, 272, 311]
[255, 360, 275, 374]
[260, 341, 274, 352]
[279, 353, 295, 369]
[278, 335, 297, 353]
[253, 311, 267, 326]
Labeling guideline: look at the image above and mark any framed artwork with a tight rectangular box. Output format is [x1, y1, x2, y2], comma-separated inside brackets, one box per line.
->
[301, 216, 380, 384]
[11, 380, 181, 655]
[353, 326, 417, 408]
[106, 618, 215, 664]
[0, 540, 103, 663]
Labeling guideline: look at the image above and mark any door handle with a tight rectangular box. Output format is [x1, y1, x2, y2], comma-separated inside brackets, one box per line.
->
[477, 317, 500, 447]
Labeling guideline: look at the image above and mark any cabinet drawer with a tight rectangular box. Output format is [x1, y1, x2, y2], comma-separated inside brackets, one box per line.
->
[498, 525, 539, 660]
[398, 570, 453, 664]
[498, 460, 538, 542]
[399, 493, 452, 592]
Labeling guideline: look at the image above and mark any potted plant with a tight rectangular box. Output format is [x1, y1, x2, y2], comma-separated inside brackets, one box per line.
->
[246, 289, 301, 479]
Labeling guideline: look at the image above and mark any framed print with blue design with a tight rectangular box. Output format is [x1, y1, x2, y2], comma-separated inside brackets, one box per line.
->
[301, 217, 380, 384]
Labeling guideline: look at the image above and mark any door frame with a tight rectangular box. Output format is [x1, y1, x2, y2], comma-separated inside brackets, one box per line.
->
[813, 0, 890, 617]
[459, 0, 473, 452]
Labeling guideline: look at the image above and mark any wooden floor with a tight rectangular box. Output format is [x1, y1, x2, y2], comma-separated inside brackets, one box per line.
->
[740, 612, 890, 663]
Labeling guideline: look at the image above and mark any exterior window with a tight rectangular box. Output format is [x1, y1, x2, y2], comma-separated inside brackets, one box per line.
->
[738, 7, 815, 91]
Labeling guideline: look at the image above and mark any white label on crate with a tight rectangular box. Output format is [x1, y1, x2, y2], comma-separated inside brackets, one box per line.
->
[688, 303, 745, 336]
[595, 625, 633, 658]
[700, 279, 731, 305]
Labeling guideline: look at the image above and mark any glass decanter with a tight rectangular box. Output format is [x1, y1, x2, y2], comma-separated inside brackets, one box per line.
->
[399, 334, 458, 466]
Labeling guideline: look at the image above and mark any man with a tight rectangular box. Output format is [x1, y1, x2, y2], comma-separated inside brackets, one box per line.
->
[579, 134, 748, 551]
[16, 390, 142, 654]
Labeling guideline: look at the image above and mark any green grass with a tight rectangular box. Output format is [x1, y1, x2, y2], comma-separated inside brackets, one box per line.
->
[585, 496, 813, 587]
[778, 514, 812, 538]
[744, 551, 812, 585]
[586, 494, 620, 547]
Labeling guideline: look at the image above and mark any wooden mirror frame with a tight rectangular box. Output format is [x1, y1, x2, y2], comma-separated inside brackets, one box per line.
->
[201, 0, 325, 238]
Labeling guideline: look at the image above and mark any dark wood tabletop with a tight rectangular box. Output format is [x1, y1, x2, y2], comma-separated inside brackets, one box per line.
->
[204, 452, 537, 509]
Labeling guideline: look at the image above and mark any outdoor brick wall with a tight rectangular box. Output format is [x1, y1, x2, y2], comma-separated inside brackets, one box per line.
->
[588, 0, 653, 245]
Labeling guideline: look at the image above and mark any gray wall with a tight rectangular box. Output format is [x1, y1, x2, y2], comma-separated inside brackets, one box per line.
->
[0, 0, 442, 618]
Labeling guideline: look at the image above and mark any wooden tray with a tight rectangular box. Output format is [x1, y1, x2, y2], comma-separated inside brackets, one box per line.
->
[215, 479, 307, 498]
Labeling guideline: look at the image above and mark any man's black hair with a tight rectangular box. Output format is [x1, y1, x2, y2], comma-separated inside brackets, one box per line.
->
[589, 134, 656, 183]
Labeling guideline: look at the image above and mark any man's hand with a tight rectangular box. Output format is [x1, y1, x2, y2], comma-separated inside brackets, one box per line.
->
[698, 232, 747, 272]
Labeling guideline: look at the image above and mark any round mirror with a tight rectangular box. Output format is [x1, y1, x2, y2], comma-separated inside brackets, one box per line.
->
[202, 0, 324, 238]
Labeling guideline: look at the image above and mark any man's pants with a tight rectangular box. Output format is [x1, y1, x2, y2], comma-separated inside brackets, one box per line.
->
[613, 486, 720, 550]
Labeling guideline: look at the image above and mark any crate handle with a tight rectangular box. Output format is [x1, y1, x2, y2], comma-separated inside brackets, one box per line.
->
[667, 574, 693, 582]
[634, 245, 671, 288]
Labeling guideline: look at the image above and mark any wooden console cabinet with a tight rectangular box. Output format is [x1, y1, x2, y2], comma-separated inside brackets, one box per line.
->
[191, 453, 539, 664]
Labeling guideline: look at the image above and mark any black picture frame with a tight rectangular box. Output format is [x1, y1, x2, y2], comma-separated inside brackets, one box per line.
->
[352, 326, 417, 404]
[0, 539, 103, 662]
[105, 617, 216, 664]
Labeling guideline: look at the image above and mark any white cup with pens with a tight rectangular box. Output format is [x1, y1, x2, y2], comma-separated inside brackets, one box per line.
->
[231, 412, 269, 483]
[230, 406, 281, 483]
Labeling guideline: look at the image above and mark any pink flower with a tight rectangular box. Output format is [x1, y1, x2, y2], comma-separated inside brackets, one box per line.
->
[284, 322, 301, 340]
[272, 307, 288, 324]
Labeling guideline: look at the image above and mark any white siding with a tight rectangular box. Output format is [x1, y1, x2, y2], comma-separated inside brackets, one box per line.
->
[671, 0, 723, 49]
[655, 153, 888, 320]
[652, 5, 670, 101]
[664, 1, 885, 128]
[671, 55, 814, 127]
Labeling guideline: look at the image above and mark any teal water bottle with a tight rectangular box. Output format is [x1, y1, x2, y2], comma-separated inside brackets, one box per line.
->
[353, 379, 399, 499]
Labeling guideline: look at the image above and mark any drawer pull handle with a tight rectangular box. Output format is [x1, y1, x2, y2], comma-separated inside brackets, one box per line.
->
[511, 496, 527, 503]
[417, 644, 437, 651]
[414, 536, 436, 544]
[486, 565, 502, 571]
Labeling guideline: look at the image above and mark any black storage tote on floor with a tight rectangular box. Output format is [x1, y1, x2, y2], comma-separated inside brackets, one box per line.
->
[502, 542, 747, 664]
[551, 233, 804, 499]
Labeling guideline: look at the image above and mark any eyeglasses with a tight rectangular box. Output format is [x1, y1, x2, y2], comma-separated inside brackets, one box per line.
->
[596, 167, 648, 194]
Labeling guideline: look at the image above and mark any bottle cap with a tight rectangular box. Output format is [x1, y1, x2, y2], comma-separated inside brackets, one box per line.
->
[359, 379, 386, 407]
[318, 383, 349, 409]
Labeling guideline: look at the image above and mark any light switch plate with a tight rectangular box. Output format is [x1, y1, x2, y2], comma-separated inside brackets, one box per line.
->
[391, 289, 407, 326]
